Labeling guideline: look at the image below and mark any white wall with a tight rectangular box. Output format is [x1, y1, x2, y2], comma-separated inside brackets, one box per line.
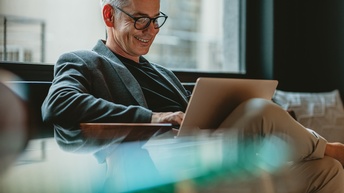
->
[0, 0, 105, 64]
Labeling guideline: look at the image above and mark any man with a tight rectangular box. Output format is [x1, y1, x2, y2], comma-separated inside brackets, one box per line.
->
[42, 0, 344, 192]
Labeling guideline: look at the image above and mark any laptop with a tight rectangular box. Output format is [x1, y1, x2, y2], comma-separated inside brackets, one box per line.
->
[176, 77, 278, 137]
[81, 78, 278, 140]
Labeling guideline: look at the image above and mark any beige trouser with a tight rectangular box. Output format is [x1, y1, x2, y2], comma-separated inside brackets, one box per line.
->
[104, 98, 344, 193]
[218, 98, 344, 193]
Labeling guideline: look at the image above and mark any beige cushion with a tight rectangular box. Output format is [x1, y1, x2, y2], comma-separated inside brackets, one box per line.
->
[273, 90, 344, 143]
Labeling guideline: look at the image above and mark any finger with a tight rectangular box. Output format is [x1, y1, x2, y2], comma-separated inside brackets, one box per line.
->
[172, 112, 184, 125]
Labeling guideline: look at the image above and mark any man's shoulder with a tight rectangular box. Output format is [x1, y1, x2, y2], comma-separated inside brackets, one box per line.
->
[62, 50, 101, 60]
[58, 40, 112, 62]
[59, 49, 115, 66]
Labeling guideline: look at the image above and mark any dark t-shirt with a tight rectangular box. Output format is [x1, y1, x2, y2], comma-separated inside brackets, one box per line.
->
[115, 54, 186, 112]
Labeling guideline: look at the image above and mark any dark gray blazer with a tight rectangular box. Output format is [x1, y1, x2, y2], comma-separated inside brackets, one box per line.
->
[41, 40, 189, 153]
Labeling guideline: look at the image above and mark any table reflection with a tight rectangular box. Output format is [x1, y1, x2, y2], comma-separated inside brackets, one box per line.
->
[0, 127, 296, 193]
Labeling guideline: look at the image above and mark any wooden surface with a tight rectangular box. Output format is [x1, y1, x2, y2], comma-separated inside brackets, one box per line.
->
[80, 123, 172, 141]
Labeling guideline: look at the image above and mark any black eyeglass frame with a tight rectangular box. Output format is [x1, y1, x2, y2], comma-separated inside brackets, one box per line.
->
[114, 6, 168, 30]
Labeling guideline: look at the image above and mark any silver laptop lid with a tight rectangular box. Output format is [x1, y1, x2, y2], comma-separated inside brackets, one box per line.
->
[177, 78, 278, 136]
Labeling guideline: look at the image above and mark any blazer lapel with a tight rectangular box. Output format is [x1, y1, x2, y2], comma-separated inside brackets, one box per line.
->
[92, 40, 148, 108]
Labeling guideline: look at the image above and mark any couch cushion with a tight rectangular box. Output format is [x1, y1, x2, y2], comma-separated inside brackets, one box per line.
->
[273, 89, 344, 143]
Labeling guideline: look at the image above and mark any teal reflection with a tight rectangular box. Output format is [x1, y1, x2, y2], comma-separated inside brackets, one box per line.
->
[101, 130, 291, 193]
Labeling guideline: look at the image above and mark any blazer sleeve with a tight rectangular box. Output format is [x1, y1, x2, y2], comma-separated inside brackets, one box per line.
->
[41, 51, 153, 130]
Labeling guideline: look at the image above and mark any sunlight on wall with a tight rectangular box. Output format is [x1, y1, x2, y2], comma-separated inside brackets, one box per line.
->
[0, 0, 105, 64]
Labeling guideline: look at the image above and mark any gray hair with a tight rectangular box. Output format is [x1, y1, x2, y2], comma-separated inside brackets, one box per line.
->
[100, 0, 131, 17]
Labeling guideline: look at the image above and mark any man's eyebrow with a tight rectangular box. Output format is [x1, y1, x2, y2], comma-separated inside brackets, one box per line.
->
[134, 11, 161, 17]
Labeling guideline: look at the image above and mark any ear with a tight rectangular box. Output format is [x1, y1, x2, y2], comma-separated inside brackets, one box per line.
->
[103, 4, 114, 27]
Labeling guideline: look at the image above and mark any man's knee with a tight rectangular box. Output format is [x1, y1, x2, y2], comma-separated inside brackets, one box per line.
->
[240, 98, 285, 118]
[230, 98, 288, 129]
[219, 98, 286, 130]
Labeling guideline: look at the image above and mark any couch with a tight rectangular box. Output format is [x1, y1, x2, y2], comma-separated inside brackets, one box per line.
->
[273, 89, 344, 143]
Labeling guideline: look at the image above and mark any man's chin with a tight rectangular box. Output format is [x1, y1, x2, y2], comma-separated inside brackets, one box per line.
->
[138, 49, 150, 56]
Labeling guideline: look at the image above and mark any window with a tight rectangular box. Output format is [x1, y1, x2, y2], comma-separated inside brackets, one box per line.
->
[147, 0, 245, 73]
[0, 15, 44, 62]
[0, 0, 244, 73]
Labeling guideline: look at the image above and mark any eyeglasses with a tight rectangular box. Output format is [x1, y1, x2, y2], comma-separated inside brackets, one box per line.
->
[114, 6, 168, 30]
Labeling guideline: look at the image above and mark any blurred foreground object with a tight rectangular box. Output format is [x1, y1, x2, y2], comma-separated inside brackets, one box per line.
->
[102, 129, 293, 193]
[0, 69, 30, 174]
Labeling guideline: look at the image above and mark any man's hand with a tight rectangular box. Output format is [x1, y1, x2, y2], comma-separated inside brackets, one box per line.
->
[151, 111, 185, 125]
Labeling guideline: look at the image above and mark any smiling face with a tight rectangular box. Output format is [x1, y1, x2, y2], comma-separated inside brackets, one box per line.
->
[105, 0, 161, 63]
